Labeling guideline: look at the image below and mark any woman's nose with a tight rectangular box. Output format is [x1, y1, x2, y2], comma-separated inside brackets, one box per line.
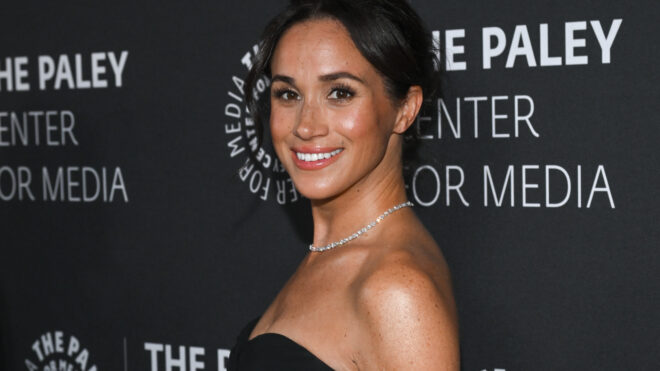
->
[294, 99, 328, 140]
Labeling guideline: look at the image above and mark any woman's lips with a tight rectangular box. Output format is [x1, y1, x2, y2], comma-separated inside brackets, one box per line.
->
[291, 147, 344, 170]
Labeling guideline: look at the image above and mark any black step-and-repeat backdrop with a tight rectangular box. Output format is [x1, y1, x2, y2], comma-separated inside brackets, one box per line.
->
[2, 1, 659, 370]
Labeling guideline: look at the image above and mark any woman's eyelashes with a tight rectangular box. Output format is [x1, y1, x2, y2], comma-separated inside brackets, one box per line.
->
[328, 84, 356, 101]
[272, 83, 356, 103]
[272, 88, 300, 101]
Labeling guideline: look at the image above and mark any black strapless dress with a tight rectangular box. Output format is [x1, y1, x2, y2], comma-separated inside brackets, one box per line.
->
[227, 316, 334, 370]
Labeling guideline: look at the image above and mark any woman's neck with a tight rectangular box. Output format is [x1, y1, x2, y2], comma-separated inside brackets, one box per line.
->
[309, 158, 408, 249]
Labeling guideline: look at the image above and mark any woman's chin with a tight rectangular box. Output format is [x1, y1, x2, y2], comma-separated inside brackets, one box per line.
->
[291, 180, 341, 202]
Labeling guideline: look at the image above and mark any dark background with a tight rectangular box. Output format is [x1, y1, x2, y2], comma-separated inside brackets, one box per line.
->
[1, 1, 659, 370]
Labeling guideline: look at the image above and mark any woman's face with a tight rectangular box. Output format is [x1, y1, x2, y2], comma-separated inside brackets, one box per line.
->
[269, 18, 406, 201]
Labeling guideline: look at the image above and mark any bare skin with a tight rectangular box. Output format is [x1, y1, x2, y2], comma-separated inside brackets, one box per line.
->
[249, 18, 459, 370]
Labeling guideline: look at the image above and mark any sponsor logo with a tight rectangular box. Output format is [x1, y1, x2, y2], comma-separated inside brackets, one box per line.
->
[221, 45, 299, 204]
[25, 331, 97, 371]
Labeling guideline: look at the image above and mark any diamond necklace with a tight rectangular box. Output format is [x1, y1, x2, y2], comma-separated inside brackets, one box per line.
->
[309, 201, 414, 252]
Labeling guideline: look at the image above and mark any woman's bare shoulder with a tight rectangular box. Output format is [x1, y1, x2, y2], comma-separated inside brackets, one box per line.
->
[351, 242, 459, 369]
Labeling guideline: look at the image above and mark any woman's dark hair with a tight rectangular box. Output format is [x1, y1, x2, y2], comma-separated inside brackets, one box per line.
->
[244, 0, 440, 158]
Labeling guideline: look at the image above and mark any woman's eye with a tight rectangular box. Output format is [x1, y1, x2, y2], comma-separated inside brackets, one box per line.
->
[283, 91, 299, 100]
[328, 88, 353, 100]
[275, 89, 299, 101]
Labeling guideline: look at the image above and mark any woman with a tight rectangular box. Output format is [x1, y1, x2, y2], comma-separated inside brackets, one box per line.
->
[228, 0, 459, 369]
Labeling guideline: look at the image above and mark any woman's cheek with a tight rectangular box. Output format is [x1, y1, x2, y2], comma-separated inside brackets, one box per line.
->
[270, 104, 293, 134]
[270, 110, 291, 159]
[334, 104, 374, 138]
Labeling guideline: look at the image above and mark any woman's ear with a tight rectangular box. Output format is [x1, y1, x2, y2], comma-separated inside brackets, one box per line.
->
[393, 85, 423, 134]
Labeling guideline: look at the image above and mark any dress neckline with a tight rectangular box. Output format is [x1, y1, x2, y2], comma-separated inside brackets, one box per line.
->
[243, 316, 333, 369]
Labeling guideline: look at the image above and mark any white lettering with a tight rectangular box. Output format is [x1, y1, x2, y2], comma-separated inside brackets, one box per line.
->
[107, 51, 129, 87]
[505, 25, 536, 68]
[591, 19, 622, 64]
[565, 21, 588, 65]
[483, 27, 506, 69]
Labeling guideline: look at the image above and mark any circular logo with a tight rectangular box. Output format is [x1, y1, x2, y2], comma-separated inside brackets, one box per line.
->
[221, 44, 299, 205]
[24, 331, 97, 371]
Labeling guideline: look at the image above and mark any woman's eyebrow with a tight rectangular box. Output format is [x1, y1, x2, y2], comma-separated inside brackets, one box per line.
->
[272, 72, 366, 85]
[271, 74, 295, 85]
[319, 71, 365, 84]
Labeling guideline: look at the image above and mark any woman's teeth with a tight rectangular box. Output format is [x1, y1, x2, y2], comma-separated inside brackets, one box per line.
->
[296, 149, 343, 162]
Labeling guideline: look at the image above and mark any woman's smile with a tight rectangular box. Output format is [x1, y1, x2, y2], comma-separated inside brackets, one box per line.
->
[291, 147, 344, 170]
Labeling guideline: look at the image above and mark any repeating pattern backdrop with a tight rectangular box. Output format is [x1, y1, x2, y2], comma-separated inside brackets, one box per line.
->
[1, 1, 659, 370]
